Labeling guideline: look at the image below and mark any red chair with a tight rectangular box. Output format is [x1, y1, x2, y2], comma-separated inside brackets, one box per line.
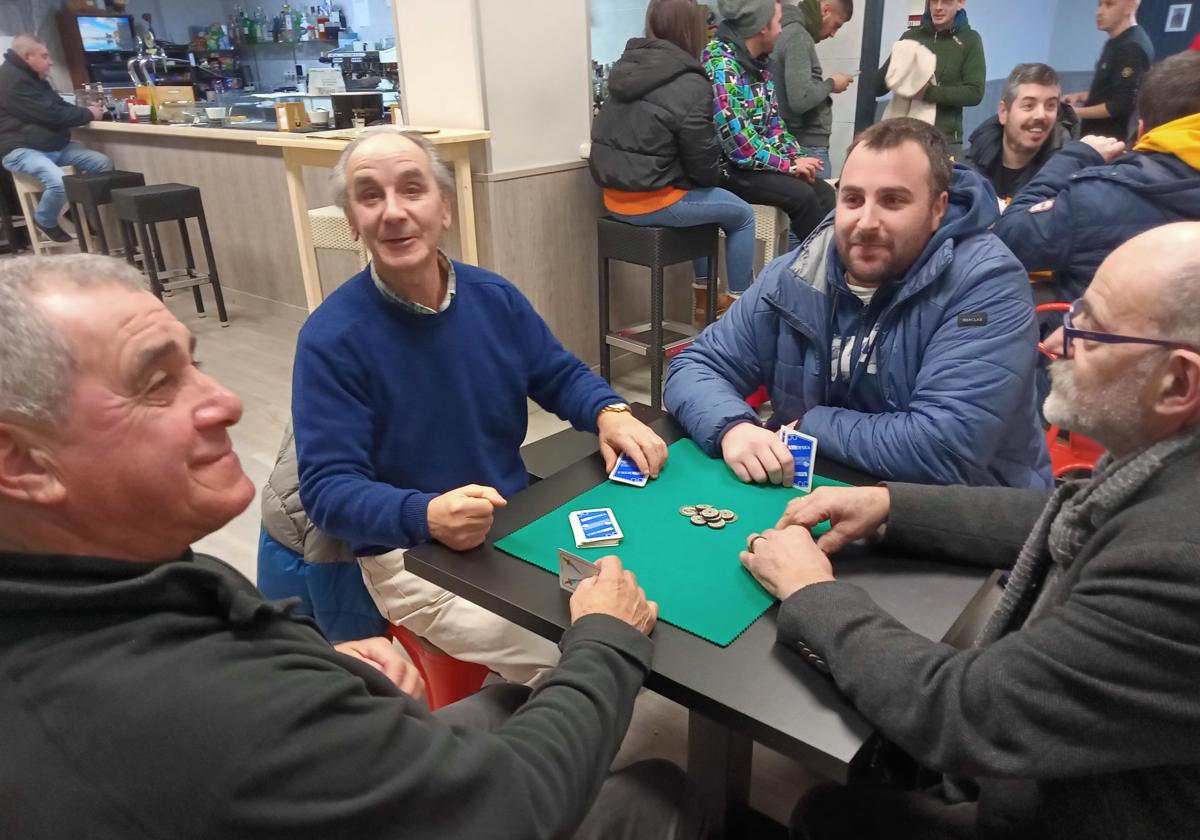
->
[1036, 302, 1106, 479]
[386, 624, 489, 711]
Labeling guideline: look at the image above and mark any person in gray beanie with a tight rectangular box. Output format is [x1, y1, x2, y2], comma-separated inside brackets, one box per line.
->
[703, 0, 836, 242]
[718, 0, 776, 36]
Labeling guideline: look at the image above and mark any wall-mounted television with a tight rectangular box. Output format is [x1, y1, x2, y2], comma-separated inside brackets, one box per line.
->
[76, 15, 137, 53]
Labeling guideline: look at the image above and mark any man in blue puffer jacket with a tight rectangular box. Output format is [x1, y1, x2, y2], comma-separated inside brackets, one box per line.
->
[665, 118, 1051, 488]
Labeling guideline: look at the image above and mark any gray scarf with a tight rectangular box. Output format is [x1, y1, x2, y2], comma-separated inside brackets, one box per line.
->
[976, 430, 1200, 647]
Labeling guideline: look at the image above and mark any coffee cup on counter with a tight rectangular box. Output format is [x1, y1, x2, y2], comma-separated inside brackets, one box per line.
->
[308, 108, 331, 128]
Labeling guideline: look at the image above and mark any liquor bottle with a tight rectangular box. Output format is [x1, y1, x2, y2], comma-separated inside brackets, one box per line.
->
[316, 3, 328, 41]
[254, 7, 267, 44]
[281, 3, 294, 41]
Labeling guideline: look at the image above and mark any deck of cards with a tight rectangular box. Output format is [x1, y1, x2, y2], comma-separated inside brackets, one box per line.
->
[558, 548, 601, 592]
[568, 507, 624, 548]
[780, 428, 818, 492]
[608, 452, 648, 487]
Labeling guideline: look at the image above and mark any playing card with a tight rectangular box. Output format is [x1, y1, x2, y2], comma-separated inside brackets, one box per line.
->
[779, 428, 818, 492]
[608, 452, 648, 487]
[568, 508, 624, 548]
[558, 548, 600, 593]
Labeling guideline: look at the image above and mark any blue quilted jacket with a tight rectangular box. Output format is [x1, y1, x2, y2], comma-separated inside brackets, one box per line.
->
[994, 141, 1200, 300]
[665, 164, 1052, 488]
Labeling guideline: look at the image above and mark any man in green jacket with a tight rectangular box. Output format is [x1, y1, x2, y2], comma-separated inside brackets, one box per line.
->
[876, 0, 985, 147]
[772, 0, 855, 176]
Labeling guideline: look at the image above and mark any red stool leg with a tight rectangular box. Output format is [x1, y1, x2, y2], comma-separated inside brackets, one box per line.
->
[387, 624, 490, 711]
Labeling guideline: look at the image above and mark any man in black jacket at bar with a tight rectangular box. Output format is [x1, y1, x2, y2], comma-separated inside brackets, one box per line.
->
[741, 223, 1200, 839]
[0, 35, 110, 242]
[0, 253, 705, 840]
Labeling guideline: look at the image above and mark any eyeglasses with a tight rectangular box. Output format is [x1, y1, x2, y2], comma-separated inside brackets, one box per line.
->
[1061, 298, 1200, 359]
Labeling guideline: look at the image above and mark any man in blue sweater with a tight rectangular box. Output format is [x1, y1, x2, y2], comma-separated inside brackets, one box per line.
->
[292, 128, 667, 683]
[665, 118, 1050, 488]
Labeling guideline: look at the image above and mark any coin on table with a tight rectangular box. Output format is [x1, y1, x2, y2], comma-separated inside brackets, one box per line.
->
[679, 505, 698, 517]
[689, 514, 708, 526]
[694, 503, 712, 511]
[706, 519, 727, 530]
[719, 509, 737, 522]
[702, 508, 721, 521]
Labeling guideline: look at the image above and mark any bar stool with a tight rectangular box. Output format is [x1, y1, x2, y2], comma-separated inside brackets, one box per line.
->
[63, 169, 146, 256]
[309, 204, 369, 268]
[0, 169, 26, 254]
[597, 218, 719, 410]
[9, 165, 77, 255]
[111, 183, 229, 326]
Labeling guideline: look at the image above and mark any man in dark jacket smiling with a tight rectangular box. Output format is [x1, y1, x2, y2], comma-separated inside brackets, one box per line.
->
[996, 51, 1200, 300]
[0, 253, 704, 840]
[964, 63, 1079, 205]
[0, 35, 111, 242]
[743, 222, 1200, 840]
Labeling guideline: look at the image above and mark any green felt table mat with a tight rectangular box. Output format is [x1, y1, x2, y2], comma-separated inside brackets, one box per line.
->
[495, 438, 850, 647]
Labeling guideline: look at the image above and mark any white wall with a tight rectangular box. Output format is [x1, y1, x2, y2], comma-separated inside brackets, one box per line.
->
[392, 0, 486, 128]
[590, 0, 648, 65]
[477, 0, 594, 172]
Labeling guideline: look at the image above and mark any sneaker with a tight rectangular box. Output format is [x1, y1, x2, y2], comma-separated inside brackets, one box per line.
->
[35, 222, 73, 243]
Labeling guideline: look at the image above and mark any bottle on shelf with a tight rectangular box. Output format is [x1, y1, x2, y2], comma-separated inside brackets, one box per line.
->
[316, 3, 331, 41]
[253, 7, 267, 44]
[281, 3, 294, 42]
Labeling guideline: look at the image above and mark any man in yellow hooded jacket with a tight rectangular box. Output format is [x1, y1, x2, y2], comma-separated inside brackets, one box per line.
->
[996, 50, 1200, 301]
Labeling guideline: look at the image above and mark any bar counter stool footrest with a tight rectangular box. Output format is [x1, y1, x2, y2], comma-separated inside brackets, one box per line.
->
[10, 165, 78, 256]
[597, 217, 720, 410]
[62, 169, 146, 256]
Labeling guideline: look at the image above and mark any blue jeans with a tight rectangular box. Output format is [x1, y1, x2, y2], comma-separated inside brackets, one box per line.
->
[805, 146, 832, 180]
[2, 143, 112, 229]
[611, 187, 757, 293]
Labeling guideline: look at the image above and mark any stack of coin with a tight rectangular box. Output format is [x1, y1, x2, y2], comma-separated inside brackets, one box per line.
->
[678, 503, 738, 530]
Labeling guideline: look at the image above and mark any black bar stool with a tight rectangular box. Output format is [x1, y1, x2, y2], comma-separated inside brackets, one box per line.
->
[111, 183, 229, 326]
[597, 217, 719, 410]
[63, 170, 146, 257]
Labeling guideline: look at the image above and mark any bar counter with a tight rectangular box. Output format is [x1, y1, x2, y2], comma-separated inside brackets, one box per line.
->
[75, 121, 489, 317]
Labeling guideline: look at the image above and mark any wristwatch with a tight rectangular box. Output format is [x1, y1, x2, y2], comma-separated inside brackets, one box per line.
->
[599, 402, 631, 416]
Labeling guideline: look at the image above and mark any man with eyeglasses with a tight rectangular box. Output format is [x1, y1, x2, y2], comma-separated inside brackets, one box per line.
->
[738, 222, 1200, 838]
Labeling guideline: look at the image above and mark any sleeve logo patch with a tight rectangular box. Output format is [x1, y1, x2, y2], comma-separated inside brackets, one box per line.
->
[958, 312, 988, 328]
[1029, 199, 1056, 214]
[1121, 66, 1134, 79]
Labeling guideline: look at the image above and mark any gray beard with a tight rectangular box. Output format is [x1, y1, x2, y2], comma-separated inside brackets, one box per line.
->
[1043, 357, 1158, 455]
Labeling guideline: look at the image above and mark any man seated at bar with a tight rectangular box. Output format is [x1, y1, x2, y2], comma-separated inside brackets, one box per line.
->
[291, 127, 669, 683]
[665, 118, 1050, 488]
[742, 222, 1200, 840]
[0, 253, 704, 839]
[0, 35, 111, 243]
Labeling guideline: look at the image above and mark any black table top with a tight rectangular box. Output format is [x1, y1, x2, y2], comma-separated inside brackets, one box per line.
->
[407, 409, 989, 782]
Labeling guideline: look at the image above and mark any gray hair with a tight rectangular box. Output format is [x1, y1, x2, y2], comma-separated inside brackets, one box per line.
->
[0, 255, 145, 427]
[10, 35, 43, 58]
[1001, 63, 1060, 107]
[330, 127, 455, 209]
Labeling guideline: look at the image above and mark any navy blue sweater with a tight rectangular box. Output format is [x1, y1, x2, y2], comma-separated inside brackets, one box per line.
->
[292, 263, 622, 555]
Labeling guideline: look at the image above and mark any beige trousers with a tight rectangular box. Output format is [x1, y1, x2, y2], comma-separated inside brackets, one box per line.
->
[359, 548, 560, 685]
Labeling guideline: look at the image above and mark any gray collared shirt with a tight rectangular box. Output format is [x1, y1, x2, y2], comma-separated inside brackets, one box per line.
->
[370, 251, 457, 315]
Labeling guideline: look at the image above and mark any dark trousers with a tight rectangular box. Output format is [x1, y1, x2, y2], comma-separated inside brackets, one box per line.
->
[436, 685, 710, 840]
[723, 166, 837, 242]
[791, 781, 978, 840]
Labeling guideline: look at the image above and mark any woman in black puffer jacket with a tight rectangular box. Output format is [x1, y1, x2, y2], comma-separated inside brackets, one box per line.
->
[590, 0, 756, 310]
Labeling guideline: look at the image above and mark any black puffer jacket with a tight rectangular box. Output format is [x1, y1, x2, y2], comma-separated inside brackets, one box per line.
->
[964, 102, 1080, 200]
[0, 49, 93, 160]
[589, 38, 722, 192]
